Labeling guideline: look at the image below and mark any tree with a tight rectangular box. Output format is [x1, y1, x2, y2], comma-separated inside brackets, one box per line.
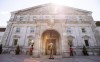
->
[82, 46, 88, 56]
[15, 45, 20, 55]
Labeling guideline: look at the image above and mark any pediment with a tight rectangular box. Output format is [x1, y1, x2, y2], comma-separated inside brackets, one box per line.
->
[67, 35, 75, 40]
[82, 35, 90, 39]
[12, 3, 92, 15]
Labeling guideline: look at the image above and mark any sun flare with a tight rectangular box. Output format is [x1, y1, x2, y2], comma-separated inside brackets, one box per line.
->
[50, 0, 69, 6]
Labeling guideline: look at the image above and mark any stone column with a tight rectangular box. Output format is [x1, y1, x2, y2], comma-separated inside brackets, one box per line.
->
[32, 24, 40, 58]
[32, 41, 40, 57]
[62, 32, 70, 57]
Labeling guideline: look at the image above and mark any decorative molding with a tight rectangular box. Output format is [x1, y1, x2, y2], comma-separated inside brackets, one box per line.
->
[13, 35, 20, 38]
[82, 35, 90, 39]
[27, 35, 34, 38]
[67, 35, 75, 40]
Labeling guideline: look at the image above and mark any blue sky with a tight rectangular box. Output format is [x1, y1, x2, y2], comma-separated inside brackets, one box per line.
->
[0, 0, 100, 27]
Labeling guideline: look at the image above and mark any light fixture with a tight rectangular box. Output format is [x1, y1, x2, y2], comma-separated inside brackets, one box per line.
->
[31, 40, 34, 44]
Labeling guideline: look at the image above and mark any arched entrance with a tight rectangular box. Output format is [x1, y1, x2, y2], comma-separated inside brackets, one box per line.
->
[41, 30, 61, 55]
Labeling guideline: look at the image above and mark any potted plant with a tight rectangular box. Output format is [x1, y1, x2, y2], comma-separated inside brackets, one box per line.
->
[15, 45, 20, 55]
[82, 46, 88, 56]
[0, 44, 2, 54]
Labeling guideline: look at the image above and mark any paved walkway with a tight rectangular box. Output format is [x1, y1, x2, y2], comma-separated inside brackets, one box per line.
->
[0, 54, 100, 62]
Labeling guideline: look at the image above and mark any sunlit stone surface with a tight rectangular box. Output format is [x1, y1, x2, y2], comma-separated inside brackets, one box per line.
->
[1, 3, 99, 57]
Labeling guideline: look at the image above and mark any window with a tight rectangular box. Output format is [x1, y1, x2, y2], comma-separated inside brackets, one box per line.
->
[84, 40, 89, 46]
[16, 28, 20, 33]
[79, 16, 83, 21]
[13, 39, 18, 46]
[33, 16, 37, 20]
[30, 27, 34, 33]
[33, 17, 35, 20]
[67, 28, 71, 33]
[82, 28, 86, 33]
[19, 16, 23, 21]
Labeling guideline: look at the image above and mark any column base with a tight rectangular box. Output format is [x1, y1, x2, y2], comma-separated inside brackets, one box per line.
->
[62, 51, 70, 58]
[32, 51, 40, 58]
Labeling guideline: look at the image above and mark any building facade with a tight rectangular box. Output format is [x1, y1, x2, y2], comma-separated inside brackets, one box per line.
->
[94, 21, 100, 46]
[1, 4, 98, 57]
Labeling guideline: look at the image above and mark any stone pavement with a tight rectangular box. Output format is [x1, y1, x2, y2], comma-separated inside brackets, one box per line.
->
[0, 54, 100, 62]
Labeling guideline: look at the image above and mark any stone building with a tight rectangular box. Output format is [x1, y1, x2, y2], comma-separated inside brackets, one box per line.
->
[94, 21, 100, 46]
[1, 3, 98, 57]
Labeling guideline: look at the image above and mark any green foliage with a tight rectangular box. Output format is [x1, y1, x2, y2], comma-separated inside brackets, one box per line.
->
[0, 44, 2, 54]
[82, 46, 88, 56]
[15, 45, 20, 55]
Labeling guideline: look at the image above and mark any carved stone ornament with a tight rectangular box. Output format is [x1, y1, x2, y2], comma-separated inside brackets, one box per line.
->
[48, 19, 55, 27]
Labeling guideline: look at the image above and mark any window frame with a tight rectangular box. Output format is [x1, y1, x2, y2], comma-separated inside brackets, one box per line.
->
[67, 27, 71, 34]
[15, 27, 20, 33]
[81, 28, 86, 33]
[30, 27, 34, 33]
[19, 16, 23, 21]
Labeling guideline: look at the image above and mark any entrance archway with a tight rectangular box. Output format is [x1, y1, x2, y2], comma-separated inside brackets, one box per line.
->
[41, 30, 61, 55]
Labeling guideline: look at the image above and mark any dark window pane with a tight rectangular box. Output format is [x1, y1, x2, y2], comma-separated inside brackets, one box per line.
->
[16, 28, 20, 33]
[14, 39, 18, 46]
[82, 28, 86, 33]
[30, 27, 34, 33]
[84, 40, 89, 46]
[20, 16, 23, 21]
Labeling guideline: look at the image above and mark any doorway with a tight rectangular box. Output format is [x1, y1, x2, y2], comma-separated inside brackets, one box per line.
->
[41, 30, 60, 55]
[45, 39, 56, 55]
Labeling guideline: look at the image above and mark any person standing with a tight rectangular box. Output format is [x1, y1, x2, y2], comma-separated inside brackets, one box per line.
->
[48, 42, 54, 59]
[70, 47, 73, 56]
[29, 44, 33, 55]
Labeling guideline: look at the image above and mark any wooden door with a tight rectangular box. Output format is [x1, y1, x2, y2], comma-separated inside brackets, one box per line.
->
[45, 39, 56, 55]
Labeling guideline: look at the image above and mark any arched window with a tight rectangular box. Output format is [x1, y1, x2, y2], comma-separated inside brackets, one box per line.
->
[84, 40, 89, 46]
[67, 35, 75, 47]
[82, 35, 90, 46]
[67, 27, 71, 34]
[13, 39, 18, 46]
